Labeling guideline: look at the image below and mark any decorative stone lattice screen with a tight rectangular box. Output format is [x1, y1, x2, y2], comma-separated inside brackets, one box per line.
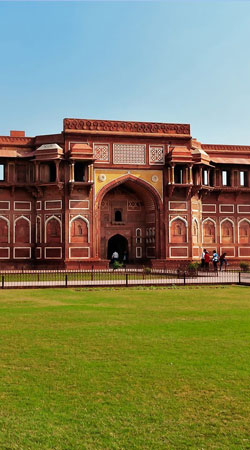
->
[113, 144, 146, 164]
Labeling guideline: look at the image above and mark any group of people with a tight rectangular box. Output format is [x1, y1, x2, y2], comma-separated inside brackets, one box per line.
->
[201, 249, 228, 271]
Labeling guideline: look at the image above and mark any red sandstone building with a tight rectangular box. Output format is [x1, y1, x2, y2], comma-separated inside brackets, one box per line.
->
[0, 118, 250, 269]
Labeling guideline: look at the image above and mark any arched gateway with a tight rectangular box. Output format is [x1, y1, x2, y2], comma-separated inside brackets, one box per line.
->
[95, 176, 164, 263]
[107, 234, 128, 261]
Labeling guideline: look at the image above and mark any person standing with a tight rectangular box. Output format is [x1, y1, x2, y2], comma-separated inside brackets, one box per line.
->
[212, 250, 219, 271]
[219, 253, 227, 271]
[204, 251, 210, 271]
[201, 248, 206, 270]
[111, 251, 119, 263]
[123, 251, 128, 265]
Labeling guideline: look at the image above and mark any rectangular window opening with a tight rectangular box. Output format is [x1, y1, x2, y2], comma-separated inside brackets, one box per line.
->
[203, 170, 208, 186]
[74, 162, 85, 182]
[174, 166, 183, 184]
[0, 164, 4, 181]
[222, 170, 230, 186]
[240, 171, 247, 187]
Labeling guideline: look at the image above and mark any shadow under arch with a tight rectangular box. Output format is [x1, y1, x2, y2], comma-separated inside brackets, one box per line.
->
[107, 234, 128, 261]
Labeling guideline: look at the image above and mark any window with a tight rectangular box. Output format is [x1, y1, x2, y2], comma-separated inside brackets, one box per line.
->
[174, 166, 183, 184]
[40, 163, 56, 183]
[115, 210, 122, 222]
[0, 164, 4, 181]
[49, 162, 56, 182]
[222, 170, 230, 186]
[136, 228, 142, 244]
[240, 171, 247, 187]
[74, 162, 85, 182]
[203, 169, 208, 186]
[71, 218, 88, 243]
[136, 247, 142, 258]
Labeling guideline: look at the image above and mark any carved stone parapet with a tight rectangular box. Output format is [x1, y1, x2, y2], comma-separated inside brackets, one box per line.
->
[64, 118, 190, 136]
[0, 136, 34, 146]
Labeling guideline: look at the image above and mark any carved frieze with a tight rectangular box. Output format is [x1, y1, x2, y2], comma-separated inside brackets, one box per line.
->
[64, 118, 190, 135]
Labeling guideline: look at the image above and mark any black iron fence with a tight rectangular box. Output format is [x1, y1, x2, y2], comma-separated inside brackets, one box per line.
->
[0, 268, 249, 289]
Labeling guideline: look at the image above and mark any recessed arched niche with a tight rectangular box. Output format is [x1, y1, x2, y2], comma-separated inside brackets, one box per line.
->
[203, 219, 215, 244]
[70, 217, 88, 243]
[15, 217, 30, 243]
[221, 219, 234, 244]
[170, 218, 187, 243]
[0, 217, 9, 243]
[46, 217, 61, 244]
[239, 220, 250, 244]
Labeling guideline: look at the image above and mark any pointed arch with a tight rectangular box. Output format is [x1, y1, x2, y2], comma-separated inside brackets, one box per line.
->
[45, 215, 62, 243]
[0, 216, 10, 244]
[69, 215, 89, 243]
[95, 174, 164, 260]
[95, 174, 163, 212]
[238, 218, 250, 244]
[14, 215, 31, 243]
[202, 217, 216, 244]
[220, 218, 234, 244]
[169, 216, 188, 244]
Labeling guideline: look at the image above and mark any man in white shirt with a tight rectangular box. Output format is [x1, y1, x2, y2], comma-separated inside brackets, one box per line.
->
[201, 249, 206, 269]
[112, 251, 119, 261]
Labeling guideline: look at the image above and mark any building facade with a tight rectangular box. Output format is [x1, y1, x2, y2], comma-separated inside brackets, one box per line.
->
[0, 118, 250, 269]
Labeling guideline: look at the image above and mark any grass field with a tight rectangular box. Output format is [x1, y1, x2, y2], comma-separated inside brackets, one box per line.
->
[0, 286, 249, 449]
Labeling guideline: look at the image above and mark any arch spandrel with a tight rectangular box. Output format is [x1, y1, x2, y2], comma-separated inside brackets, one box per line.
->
[94, 169, 163, 201]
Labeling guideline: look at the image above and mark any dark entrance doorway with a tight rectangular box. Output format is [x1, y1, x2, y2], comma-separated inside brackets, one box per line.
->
[107, 234, 128, 262]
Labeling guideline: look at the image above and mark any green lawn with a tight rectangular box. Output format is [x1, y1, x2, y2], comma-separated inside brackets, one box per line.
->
[0, 286, 249, 450]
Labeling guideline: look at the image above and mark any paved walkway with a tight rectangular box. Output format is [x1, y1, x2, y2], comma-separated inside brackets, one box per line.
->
[3, 271, 249, 288]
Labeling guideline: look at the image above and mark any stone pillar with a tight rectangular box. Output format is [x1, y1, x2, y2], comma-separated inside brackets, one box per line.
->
[35, 162, 40, 182]
[207, 168, 211, 186]
[189, 165, 193, 184]
[55, 160, 60, 183]
[70, 162, 75, 183]
[171, 165, 175, 184]
[199, 167, 202, 185]
[219, 169, 222, 186]
[167, 167, 171, 184]
[90, 164, 94, 182]
[248, 169, 250, 188]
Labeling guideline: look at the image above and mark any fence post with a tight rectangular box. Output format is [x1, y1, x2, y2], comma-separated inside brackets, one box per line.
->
[126, 273, 128, 287]
[239, 271, 241, 285]
[183, 272, 186, 285]
[1, 275, 4, 289]
[65, 273, 68, 288]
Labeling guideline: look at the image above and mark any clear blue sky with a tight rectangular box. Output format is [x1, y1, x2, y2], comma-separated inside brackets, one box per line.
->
[1, 1, 250, 144]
